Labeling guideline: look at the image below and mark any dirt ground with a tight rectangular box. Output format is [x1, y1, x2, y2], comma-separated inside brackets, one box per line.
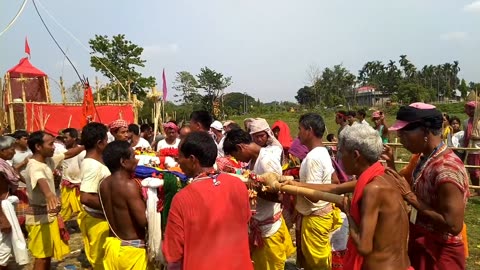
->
[8, 221, 300, 270]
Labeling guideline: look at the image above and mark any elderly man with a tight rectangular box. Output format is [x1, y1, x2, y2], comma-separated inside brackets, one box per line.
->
[0, 136, 27, 268]
[223, 129, 295, 270]
[108, 119, 129, 142]
[163, 132, 252, 270]
[271, 123, 412, 270]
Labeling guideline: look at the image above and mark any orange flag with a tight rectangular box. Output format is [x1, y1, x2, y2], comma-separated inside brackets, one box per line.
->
[81, 84, 95, 127]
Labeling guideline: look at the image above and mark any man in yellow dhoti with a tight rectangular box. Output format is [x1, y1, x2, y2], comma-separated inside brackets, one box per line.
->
[59, 128, 85, 221]
[224, 129, 295, 270]
[78, 123, 111, 270]
[25, 131, 85, 270]
[99, 141, 152, 270]
[294, 113, 342, 270]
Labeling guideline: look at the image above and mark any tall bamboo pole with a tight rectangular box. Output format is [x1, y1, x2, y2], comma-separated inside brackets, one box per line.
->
[60, 76, 66, 104]
[95, 76, 100, 102]
[6, 73, 15, 131]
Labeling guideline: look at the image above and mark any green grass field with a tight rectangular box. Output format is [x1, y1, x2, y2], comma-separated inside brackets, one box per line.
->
[230, 108, 479, 268]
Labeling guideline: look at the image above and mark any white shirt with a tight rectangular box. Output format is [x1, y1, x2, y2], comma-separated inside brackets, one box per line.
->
[133, 137, 151, 149]
[11, 149, 32, 187]
[452, 131, 465, 148]
[60, 148, 86, 184]
[107, 132, 115, 143]
[296, 147, 334, 216]
[156, 138, 181, 152]
[252, 147, 283, 237]
[216, 137, 225, 158]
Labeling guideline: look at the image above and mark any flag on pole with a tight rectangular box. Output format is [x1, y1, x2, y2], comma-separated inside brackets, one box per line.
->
[25, 37, 31, 58]
[81, 84, 95, 127]
[162, 69, 167, 101]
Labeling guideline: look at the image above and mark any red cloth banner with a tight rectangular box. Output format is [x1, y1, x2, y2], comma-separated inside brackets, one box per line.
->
[81, 85, 95, 127]
[24, 103, 134, 135]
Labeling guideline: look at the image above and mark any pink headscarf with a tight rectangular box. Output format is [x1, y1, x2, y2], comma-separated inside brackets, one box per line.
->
[163, 122, 179, 131]
[289, 138, 309, 160]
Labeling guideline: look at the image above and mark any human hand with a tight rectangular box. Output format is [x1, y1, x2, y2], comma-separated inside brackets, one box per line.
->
[257, 172, 282, 192]
[339, 196, 351, 215]
[280, 180, 298, 187]
[380, 145, 395, 169]
[46, 193, 61, 215]
[384, 168, 415, 202]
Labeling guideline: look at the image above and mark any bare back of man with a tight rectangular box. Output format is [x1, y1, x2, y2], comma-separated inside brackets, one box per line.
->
[100, 174, 146, 240]
[359, 175, 410, 270]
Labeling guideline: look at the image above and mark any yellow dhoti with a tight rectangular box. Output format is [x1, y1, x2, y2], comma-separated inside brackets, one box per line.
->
[103, 237, 152, 270]
[251, 218, 296, 270]
[26, 218, 70, 261]
[301, 210, 342, 270]
[59, 185, 82, 221]
[78, 211, 109, 269]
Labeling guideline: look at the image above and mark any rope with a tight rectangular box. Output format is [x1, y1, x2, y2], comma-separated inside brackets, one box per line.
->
[31, 0, 84, 85]
[35, 0, 128, 93]
[0, 0, 29, 38]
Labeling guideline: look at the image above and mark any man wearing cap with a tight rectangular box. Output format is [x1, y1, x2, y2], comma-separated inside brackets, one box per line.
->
[210, 120, 225, 158]
[463, 101, 480, 196]
[157, 122, 180, 153]
[384, 102, 469, 270]
[371, 111, 389, 143]
[108, 119, 129, 142]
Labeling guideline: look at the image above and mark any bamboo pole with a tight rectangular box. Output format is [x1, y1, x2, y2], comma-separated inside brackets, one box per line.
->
[132, 94, 138, 125]
[60, 76, 66, 103]
[95, 76, 100, 102]
[117, 83, 121, 102]
[127, 80, 131, 102]
[6, 73, 15, 131]
[21, 75, 27, 130]
[44, 76, 51, 103]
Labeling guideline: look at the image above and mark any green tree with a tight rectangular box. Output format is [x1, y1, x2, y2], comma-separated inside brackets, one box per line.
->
[459, 79, 468, 99]
[313, 64, 356, 108]
[396, 83, 434, 104]
[295, 86, 315, 108]
[223, 92, 255, 115]
[173, 71, 201, 104]
[196, 67, 232, 116]
[89, 34, 156, 99]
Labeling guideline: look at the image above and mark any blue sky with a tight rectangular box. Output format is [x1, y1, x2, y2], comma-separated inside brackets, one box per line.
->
[1, 0, 479, 102]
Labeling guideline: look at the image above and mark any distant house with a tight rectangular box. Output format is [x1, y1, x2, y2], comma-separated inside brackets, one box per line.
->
[346, 86, 390, 107]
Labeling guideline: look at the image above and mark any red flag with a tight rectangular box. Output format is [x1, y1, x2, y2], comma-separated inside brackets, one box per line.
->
[162, 69, 167, 101]
[25, 37, 31, 58]
[81, 84, 95, 127]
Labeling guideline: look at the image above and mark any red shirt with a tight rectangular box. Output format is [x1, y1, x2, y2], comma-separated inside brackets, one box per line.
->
[162, 173, 253, 270]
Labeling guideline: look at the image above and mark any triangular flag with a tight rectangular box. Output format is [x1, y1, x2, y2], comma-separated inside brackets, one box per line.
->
[162, 69, 167, 101]
[25, 37, 31, 58]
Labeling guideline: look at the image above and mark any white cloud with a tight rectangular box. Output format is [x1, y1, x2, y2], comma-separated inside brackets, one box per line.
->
[440, 31, 468, 41]
[143, 43, 179, 56]
[464, 1, 480, 13]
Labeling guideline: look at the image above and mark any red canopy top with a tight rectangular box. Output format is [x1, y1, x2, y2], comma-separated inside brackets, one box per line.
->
[7, 57, 46, 78]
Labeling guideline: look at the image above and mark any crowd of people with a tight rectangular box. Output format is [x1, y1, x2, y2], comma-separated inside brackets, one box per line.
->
[0, 101, 475, 270]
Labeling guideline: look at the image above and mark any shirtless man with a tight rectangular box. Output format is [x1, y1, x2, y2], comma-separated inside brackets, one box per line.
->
[99, 141, 151, 269]
[275, 124, 411, 270]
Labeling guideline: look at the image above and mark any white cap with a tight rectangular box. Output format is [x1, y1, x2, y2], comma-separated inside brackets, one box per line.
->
[210, 120, 223, 131]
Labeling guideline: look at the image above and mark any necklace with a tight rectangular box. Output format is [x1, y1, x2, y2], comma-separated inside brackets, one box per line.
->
[412, 142, 447, 191]
[191, 170, 221, 186]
